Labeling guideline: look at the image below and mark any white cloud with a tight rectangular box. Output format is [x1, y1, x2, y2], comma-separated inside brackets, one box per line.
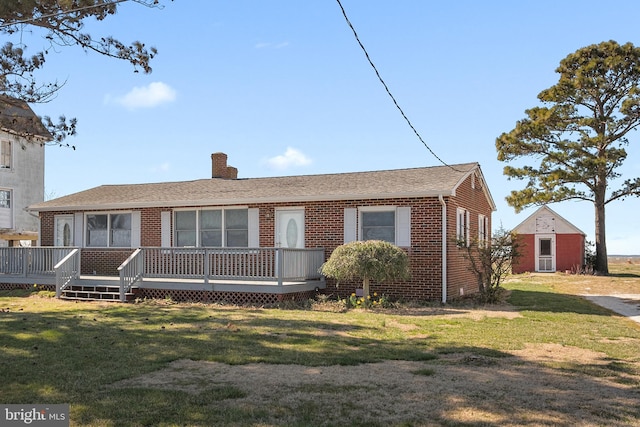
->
[149, 162, 171, 173]
[266, 147, 312, 170]
[106, 81, 177, 110]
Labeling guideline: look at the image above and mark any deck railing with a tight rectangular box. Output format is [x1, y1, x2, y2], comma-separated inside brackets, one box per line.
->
[142, 247, 325, 284]
[118, 248, 144, 302]
[54, 248, 80, 298]
[0, 247, 77, 277]
[0, 247, 325, 296]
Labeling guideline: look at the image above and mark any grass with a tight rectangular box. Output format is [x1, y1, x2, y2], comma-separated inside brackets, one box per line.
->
[1, 262, 640, 425]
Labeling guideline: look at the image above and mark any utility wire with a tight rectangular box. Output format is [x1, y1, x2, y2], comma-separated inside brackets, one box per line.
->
[335, 0, 459, 170]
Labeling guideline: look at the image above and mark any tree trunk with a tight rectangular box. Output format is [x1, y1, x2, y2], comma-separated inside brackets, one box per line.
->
[362, 276, 370, 299]
[594, 196, 609, 275]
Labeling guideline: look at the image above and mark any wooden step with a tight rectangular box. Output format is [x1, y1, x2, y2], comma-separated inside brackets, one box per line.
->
[60, 285, 135, 302]
[68, 284, 121, 293]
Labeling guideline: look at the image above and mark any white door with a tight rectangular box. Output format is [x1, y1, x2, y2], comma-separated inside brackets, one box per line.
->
[275, 209, 304, 248]
[54, 215, 74, 247]
[536, 235, 555, 272]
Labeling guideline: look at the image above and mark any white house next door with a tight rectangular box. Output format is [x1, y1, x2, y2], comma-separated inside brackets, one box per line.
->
[54, 215, 74, 247]
[275, 209, 304, 248]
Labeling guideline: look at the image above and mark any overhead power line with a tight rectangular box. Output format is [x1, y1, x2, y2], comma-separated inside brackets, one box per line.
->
[335, 0, 458, 170]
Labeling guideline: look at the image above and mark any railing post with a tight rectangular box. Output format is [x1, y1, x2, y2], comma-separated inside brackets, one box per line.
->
[55, 267, 61, 299]
[22, 248, 28, 277]
[119, 269, 126, 302]
[204, 249, 210, 285]
[276, 248, 283, 287]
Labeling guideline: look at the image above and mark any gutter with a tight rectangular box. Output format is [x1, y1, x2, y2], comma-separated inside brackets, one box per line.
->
[439, 195, 447, 304]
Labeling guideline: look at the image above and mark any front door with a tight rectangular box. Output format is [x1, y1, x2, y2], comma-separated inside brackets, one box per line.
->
[275, 209, 304, 248]
[54, 215, 74, 247]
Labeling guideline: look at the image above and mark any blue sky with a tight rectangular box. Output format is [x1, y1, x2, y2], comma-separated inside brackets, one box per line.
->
[23, 0, 640, 254]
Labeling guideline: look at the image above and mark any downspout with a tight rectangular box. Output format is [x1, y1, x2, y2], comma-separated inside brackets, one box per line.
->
[26, 208, 41, 246]
[438, 195, 447, 304]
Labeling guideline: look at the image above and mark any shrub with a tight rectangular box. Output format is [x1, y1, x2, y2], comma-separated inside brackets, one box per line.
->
[320, 240, 410, 299]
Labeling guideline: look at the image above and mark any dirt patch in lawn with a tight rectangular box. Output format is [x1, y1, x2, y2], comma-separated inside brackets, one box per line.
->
[111, 343, 640, 426]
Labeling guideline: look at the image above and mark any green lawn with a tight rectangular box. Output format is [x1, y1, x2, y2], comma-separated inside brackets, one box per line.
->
[1, 269, 640, 426]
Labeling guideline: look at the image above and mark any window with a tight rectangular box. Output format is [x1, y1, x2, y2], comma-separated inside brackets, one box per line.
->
[539, 238, 552, 256]
[457, 208, 470, 246]
[225, 209, 248, 247]
[361, 210, 395, 243]
[350, 207, 410, 246]
[175, 210, 197, 247]
[86, 213, 132, 247]
[175, 208, 249, 247]
[0, 189, 12, 228]
[110, 213, 132, 247]
[478, 214, 489, 246]
[200, 210, 222, 246]
[0, 190, 10, 208]
[0, 140, 11, 169]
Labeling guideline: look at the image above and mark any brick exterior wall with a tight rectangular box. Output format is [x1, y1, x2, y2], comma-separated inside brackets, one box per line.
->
[512, 234, 535, 274]
[37, 171, 493, 302]
[555, 234, 585, 272]
[80, 249, 133, 276]
[444, 173, 493, 299]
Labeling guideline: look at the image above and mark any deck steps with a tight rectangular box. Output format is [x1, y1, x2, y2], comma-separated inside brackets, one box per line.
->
[60, 283, 136, 302]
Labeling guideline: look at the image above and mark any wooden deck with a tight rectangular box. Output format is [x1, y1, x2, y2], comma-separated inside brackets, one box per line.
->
[0, 246, 326, 302]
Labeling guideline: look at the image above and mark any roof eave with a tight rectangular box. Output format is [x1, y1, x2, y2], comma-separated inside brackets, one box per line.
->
[28, 190, 457, 212]
[450, 164, 497, 211]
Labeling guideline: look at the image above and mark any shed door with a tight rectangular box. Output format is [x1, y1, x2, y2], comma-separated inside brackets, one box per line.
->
[536, 235, 555, 272]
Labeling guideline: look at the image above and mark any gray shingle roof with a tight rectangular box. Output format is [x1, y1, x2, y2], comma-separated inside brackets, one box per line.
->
[0, 95, 52, 140]
[30, 162, 494, 211]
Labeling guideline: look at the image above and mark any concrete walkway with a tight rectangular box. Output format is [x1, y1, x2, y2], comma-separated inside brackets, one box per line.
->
[583, 294, 640, 324]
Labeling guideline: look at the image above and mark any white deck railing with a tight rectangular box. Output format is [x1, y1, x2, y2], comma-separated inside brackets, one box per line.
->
[54, 249, 80, 298]
[118, 248, 144, 302]
[0, 247, 325, 297]
[0, 247, 77, 277]
[142, 247, 325, 284]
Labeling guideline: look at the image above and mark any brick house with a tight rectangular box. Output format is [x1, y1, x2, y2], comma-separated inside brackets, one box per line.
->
[512, 205, 586, 274]
[27, 152, 495, 303]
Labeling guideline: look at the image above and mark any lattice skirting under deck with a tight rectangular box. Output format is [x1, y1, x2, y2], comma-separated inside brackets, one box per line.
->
[1, 282, 316, 305]
[137, 288, 316, 305]
[0, 283, 55, 291]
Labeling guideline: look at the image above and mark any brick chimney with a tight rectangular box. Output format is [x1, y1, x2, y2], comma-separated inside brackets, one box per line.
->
[211, 152, 238, 179]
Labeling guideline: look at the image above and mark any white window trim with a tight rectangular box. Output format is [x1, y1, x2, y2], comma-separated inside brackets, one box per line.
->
[0, 139, 12, 170]
[457, 207, 470, 246]
[478, 214, 488, 246]
[0, 187, 13, 229]
[0, 188, 11, 209]
[84, 211, 135, 248]
[358, 206, 396, 243]
[173, 206, 252, 248]
[344, 206, 411, 247]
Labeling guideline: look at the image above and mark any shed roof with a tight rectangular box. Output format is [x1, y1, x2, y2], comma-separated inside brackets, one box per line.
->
[30, 162, 495, 212]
